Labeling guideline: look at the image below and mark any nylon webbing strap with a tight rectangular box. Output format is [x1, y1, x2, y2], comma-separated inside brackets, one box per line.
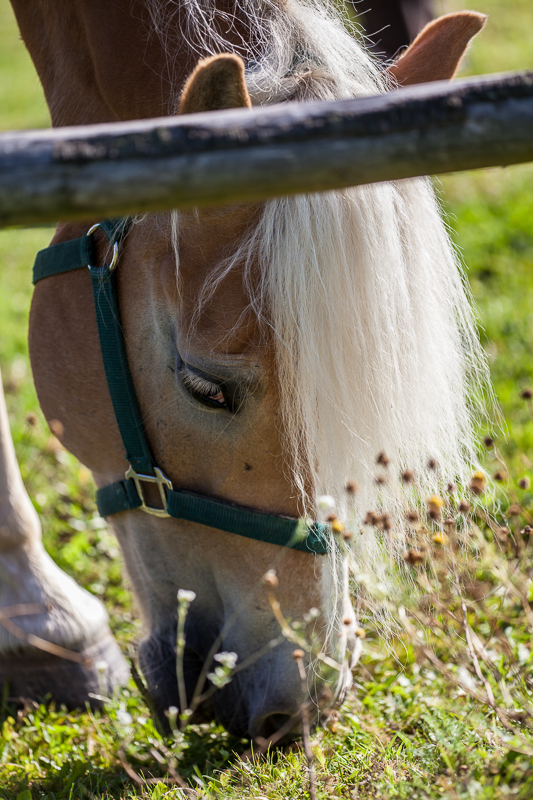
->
[166, 491, 328, 553]
[34, 219, 153, 474]
[96, 480, 329, 554]
[33, 218, 130, 284]
[89, 266, 155, 476]
[33, 236, 93, 283]
[32, 218, 330, 555]
[97, 478, 143, 515]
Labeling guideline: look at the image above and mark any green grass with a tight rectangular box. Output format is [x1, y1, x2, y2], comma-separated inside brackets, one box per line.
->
[1, 0, 533, 797]
[0, 1, 49, 131]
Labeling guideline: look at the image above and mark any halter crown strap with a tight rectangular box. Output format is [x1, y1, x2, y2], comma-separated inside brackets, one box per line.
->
[32, 220, 329, 555]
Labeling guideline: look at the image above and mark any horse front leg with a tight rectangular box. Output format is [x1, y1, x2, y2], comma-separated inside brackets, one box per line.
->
[0, 368, 128, 706]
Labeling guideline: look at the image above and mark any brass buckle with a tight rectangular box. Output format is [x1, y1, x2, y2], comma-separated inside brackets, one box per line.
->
[125, 465, 172, 518]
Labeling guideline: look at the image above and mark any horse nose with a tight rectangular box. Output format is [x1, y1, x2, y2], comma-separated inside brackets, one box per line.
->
[212, 645, 306, 738]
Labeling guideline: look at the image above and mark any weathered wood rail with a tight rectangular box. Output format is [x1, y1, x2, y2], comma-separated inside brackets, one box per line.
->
[1, 69, 532, 227]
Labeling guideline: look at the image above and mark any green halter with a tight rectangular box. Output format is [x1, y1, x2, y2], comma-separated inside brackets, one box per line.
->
[33, 220, 329, 555]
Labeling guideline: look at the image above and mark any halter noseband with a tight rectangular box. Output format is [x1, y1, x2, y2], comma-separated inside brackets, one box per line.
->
[33, 219, 329, 555]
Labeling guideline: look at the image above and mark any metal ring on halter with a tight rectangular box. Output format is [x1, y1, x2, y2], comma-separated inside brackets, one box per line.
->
[86, 223, 119, 272]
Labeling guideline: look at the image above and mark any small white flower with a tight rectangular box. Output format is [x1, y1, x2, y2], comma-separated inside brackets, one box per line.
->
[213, 651, 238, 669]
[317, 495, 336, 511]
[518, 643, 530, 664]
[95, 660, 108, 674]
[177, 589, 196, 603]
[458, 665, 477, 690]
[116, 708, 133, 726]
[207, 669, 233, 688]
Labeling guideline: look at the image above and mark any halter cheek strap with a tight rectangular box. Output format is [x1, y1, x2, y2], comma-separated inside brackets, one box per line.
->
[32, 220, 329, 555]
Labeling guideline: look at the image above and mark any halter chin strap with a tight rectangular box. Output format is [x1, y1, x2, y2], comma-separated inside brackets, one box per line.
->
[32, 220, 329, 555]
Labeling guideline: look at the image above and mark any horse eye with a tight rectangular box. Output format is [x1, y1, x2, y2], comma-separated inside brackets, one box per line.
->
[181, 370, 228, 409]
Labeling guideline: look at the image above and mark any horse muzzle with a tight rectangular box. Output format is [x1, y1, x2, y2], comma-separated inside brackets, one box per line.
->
[137, 626, 339, 740]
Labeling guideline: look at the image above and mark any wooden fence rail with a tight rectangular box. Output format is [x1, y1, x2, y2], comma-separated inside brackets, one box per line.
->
[1, 69, 532, 227]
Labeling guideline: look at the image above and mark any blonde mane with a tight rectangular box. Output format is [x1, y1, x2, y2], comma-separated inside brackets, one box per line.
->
[148, 0, 491, 596]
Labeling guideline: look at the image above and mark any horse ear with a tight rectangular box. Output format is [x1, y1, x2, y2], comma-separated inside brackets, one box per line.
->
[179, 54, 252, 114]
[386, 11, 487, 87]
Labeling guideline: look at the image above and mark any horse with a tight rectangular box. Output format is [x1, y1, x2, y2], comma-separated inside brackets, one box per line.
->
[1, 0, 488, 739]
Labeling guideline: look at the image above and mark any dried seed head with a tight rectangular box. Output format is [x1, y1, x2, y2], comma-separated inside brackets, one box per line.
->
[483, 436, 495, 448]
[521, 387, 533, 400]
[375, 474, 387, 486]
[406, 509, 419, 524]
[443, 517, 455, 528]
[292, 649, 305, 660]
[376, 452, 390, 467]
[25, 412, 37, 427]
[380, 512, 392, 531]
[325, 513, 337, 523]
[496, 526, 509, 541]
[403, 549, 425, 566]
[345, 481, 358, 495]
[364, 511, 381, 526]
[469, 470, 487, 496]
[446, 482, 457, 494]
[521, 526, 532, 536]
[49, 419, 64, 438]
[518, 477, 531, 490]
[342, 616, 352, 626]
[507, 503, 522, 517]
[493, 470, 507, 482]
[458, 499, 471, 514]
[427, 458, 438, 471]
[262, 569, 279, 588]
[342, 530, 354, 541]
[428, 495, 444, 520]
[401, 469, 414, 484]
[355, 628, 366, 639]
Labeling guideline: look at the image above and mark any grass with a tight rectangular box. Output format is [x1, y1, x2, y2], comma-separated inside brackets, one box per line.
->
[1, 0, 533, 797]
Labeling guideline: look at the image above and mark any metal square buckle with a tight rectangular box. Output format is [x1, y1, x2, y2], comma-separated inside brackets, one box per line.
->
[125, 465, 172, 518]
[86, 223, 119, 273]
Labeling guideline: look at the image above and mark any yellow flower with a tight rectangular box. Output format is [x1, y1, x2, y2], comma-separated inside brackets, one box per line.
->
[331, 519, 345, 534]
[428, 495, 444, 520]
[428, 495, 444, 508]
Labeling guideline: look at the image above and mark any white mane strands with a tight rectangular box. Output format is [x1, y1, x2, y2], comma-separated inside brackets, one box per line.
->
[148, 0, 491, 595]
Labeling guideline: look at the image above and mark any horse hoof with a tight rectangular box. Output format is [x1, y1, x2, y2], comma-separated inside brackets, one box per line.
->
[0, 628, 129, 708]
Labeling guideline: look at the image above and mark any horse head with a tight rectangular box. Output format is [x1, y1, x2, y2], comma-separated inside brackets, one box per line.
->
[23, 1, 486, 738]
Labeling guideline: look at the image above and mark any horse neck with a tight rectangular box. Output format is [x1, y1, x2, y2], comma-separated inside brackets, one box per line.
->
[10, 0, 251, 126]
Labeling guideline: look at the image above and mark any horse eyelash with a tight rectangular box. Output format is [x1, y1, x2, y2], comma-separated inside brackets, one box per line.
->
[181, 370, 222, 397]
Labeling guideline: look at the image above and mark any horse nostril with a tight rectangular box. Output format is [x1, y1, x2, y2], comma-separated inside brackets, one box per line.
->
[254, 712, 301, 742]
